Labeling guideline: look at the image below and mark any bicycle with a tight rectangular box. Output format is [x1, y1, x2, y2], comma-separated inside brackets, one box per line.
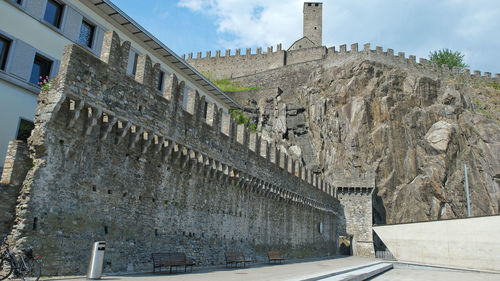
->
[0, 237, 41, 281]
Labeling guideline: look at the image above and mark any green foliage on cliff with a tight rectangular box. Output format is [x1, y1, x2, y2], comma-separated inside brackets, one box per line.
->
[230, 109, 248, 124]
[229, 109, 257, 133]
[487, 81, 500, 90]
[203, 72, 260, 92]
[428, 48, 468, 70]
[213, 79, 261, 92]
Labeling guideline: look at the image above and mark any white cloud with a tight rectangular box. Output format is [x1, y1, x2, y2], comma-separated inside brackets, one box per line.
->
[177, 0, 213, 12]
[178, 0, 500, 72]
[178, 0, 303, 49]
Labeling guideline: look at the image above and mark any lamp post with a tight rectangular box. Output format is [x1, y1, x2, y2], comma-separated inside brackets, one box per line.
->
[464, 164, 471, 217]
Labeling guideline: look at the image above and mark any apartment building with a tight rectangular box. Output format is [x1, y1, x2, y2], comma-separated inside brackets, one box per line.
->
[0, 0, 240, 169]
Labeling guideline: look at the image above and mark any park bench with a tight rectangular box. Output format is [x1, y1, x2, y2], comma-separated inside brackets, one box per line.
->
[225, 251, 253, 268]
[152, 252, 195, 273]
[267, 251, 286, 264]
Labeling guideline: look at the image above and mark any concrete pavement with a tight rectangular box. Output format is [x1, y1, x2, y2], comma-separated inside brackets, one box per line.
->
[370, 268, 500, 281]
[44, 256, 382, 281]
[41, 256, 500, 281]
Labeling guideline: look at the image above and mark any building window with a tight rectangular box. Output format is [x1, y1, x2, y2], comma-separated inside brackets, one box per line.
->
[157, 70, 165, 91]
[78, 20, 95, 48]
[16, 119, 34, 142]
[131, 53, 139, 75]
[0, 36, 11, 70]
[29, 54, 52, 85]
[16, 0, 23, 5]
[44, 0, 64, 28]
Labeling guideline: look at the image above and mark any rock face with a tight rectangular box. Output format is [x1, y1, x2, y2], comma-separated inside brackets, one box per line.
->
[227, 56, 500, 225]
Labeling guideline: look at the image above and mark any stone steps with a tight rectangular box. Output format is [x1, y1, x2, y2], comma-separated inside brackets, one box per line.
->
[303, 262, 393, 281]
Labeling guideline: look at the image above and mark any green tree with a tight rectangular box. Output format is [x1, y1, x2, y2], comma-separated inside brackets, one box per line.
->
[428, 48, 468, 70]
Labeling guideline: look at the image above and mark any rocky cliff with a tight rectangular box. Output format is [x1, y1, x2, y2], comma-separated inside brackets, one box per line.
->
[224, 52, 500, 225]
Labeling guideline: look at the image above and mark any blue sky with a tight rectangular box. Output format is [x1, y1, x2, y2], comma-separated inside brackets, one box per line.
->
[112, 0, 500, 74]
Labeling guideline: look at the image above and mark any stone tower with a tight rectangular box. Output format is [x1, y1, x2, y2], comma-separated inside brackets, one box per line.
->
[303, 2, 322, 46]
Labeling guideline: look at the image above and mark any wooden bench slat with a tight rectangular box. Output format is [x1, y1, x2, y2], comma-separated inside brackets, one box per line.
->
[267, 251, 286, 263]
[225, 252, 252, 268]
[152, 252, 195, 273]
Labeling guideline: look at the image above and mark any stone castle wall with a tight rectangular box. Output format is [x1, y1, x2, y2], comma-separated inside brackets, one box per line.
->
[185, 44, 328, 80]
[335, 187, 375, 257]
[6, 31, 341, 275]
[0, 141, 31, 238]
[185, 45, 285, 80]
[287, 46, 326, 65]
[186, 42, 500, 84]
[303, 2, 322, 46]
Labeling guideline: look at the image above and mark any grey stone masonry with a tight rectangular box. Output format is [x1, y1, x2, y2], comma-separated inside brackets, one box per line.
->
[1, 141, 31, 186]
[187, 40, 499, 85]
[335, 187, 375, 257]
[303, 2, 323, 46]
[0, 141, 31, 238]
[6, 31, 340, 276]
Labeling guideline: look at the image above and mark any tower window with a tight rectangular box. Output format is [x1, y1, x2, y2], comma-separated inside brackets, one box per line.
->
[314, 27, 317, 30]
[315, 3, 319, 6]
[308, 3, 311, 6]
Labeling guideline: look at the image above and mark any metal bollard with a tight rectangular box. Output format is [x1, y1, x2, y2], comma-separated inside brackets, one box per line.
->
[87, 241, 106, 280]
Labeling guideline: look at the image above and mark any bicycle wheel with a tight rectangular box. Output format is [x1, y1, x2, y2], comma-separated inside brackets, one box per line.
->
[0, 257, 13, 281]
[21, 259, 41, 281]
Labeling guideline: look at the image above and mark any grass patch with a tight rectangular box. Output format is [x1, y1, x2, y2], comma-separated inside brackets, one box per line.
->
[487, 81, 500, 90]
[212, 79, 261, 92]
[203, 72, 260, 92]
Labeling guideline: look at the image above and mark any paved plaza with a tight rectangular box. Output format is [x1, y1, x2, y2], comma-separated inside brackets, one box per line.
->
[370, 268, 500, 281]
[41, 256, 500, 281]
[45, 256, 379, 281]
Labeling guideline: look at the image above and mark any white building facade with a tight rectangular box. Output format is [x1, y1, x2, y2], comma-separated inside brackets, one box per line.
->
[0, 0, 239, 169]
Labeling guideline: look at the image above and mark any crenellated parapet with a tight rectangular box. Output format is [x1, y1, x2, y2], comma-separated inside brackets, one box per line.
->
[183, 44, 287, 79]
[183, 44, 284, 60]
[185, 41, 499, 84]
[325, 43, 500, 85]
[183, 44, 325, 80]
[48, 31, 337, 214]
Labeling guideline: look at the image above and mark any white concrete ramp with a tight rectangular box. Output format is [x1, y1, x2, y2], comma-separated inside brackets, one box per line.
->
[315, 263, 393, 281]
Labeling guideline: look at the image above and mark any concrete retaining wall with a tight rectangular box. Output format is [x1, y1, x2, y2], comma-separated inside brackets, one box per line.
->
[373, 215, 500, 272]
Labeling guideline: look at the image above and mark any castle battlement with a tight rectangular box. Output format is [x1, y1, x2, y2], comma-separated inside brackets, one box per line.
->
[326, 43, 499, 83]
[4, 30, 346, 274]
[185, 41, 499, 84]
[56, 31, 337, 213]
[183, 44, 284, 60]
